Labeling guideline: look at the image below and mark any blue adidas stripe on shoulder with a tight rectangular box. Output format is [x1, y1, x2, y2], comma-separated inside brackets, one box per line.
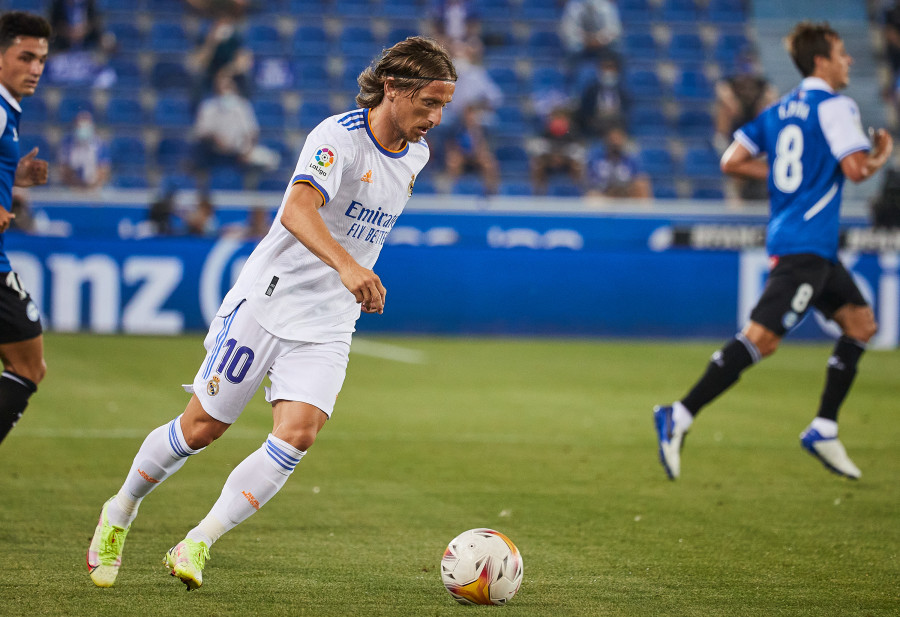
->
[338, 110, 366, 131]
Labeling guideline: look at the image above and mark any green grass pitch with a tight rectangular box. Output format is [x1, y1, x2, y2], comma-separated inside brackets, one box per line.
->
[0, 333, 897, 616]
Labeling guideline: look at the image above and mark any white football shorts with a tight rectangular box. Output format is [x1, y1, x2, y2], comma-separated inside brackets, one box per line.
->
[188, 301, 350, 424]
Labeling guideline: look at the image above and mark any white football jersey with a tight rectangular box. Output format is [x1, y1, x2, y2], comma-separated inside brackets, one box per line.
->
[220, 108, 431, 342]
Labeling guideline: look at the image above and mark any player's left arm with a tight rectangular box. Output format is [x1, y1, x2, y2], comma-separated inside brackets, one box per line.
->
[840, 128, 893, 183]
[14, 147, 49, 188]
[720, 140, 768, 180]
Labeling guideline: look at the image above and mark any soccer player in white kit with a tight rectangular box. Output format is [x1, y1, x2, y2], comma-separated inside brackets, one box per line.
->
[87, 36, 457, 590]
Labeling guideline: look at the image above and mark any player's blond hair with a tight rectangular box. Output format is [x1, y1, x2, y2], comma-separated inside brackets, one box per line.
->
[356, 36, 456, 109]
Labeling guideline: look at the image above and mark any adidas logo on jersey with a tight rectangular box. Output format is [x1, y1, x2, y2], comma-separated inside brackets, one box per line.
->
[361, 170, 373, 183]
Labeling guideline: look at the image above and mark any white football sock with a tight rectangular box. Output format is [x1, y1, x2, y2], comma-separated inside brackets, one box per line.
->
[810, 417, 839, 438]
[672, 401, 694, 431]
[186, 434, 305, 547]
[108, 415, 204, 528]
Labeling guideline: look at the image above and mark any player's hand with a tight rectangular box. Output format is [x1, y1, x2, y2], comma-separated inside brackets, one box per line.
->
[14, 148, 49, 188]
[340, 263, 387, 314]
[0, 206, 15, 233]
[872, 128, 894, 161]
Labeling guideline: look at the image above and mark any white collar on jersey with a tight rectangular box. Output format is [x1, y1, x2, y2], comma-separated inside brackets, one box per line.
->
[0, 82, 22, 113]
[800, 76, 835, 94]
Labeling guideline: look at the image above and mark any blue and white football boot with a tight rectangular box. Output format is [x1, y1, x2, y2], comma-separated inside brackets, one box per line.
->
[654, 405, 687, 480]
[800, 426, 861, 479]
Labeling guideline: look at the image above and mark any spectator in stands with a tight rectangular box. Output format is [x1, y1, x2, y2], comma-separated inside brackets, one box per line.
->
[441, 42, 503, 128]
[443, 103, 501, 195]
[427, 0, 482, 56]
[185, 193, 220, 238]
[526, 105, 586, 195]
[189, 7, 253, 112]
[575, 55, 630, 139]
[584, 127, 652, 199]
[883, 2, 900, 89]
[714, 61, 777, 201]
[48, 0, 109, 52]
[57, 111, 111, 191]
[190, 71, 269, 191]
[222, 206, 272, 240]
[559, 0, 622, 72]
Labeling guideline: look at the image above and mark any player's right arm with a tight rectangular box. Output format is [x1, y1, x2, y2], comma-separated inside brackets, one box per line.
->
[840, 128, 893, 183]
[279, 181, 386, 314]
[720, 140, 768, 180]
[0, 205, 14, 232]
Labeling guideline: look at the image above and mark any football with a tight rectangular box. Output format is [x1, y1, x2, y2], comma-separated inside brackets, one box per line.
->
[440, 528, 524, 605]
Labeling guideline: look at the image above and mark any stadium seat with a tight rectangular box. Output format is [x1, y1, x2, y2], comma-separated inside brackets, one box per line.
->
[149, 21, 191, 53]
[337, 26, 382, 61]
[530, 66, 566, 93]
[623, 32, 660, 61]
[155, 137, 191, 171]
[337, 65, 362, 95]
[628, 106, 670, 138]
[661, 0, 704, 22]
[110, 136, 148, 170]
[499, 181, 533, 196]
[106, 22, 144, 53]
[677, 109, 714, 138]
[682, 147, 722, 178]
[56, 97, 94, 124]
[547, 181, 583, 197]
[668, 33, 707, 64]
[625, 69, 666, 99]
[244, 23, 283, 56]
[107, 58, 143, 90]
[22, 97, 49, 124]
[380, 0, 422, 20]
[519, 0, 562, 21]
[150, 61, 192, 92]
[619, 0, 657, 24]
[493, 105, 529, 139]
[692, 181, 725, 200]
[487, 67, 522, 96]
[112, 174, 149, 189]
[639, 148, 676, 177]
[253, 99, 286, 131]
[451, 176, 487, 197]
[298, 101, 332, 129]
[708, 0, 746, 24]
[673, 69, 713, 101]
[289, 0, 331, 13]
[294, 62, 331, 93]
[153, 96, 193, 129]
[209, 165, 245, 191]
[292, 25, 330, 57]
[653, 180, 679, 199]
[104, 97, 145, 127]
[714, 33, 750, 67]
[527, 30, 562, 57]
[161, 172, 197, 191]
[495, 144, 531, 176]
[479, 0, 515, 21]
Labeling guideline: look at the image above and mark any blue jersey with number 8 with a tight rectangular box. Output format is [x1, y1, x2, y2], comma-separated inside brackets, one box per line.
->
[734, 77, 870, 262]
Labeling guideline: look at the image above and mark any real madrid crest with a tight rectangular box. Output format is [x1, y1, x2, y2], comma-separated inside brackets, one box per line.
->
[207, 376, 220, 396]
[407, 174, 415, 197]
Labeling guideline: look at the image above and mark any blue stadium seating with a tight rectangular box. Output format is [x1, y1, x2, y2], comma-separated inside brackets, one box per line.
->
[692, 180, 725, 200]
[148, 21, 191, 53]
[623, 32, 660, 61]
[107, 58, 143, 91]
[619, 0, 657, 25]
[110, 136, 148, 170]
[527, 30, 563, 57]
[253, 99, 287, 131]
[451, 176, 487, 197]
[708, 0, 746, 24]
[673, 69, 713, 100]
[245, 23, 284, 56]
[337, 26, 381, 61]
[106, 22, 144, 53]
[629, 106, 670, 138]
[668, 33, 707, 64]
[57, 97, 94, 124]
[661, 0, 704, 22]
[677, 109, 714, 138]
[104, 97, 145, 126]
[294, 62, 331, 93]
[292, 25, 330, 57]
[153, 96, 193, 129]
[23, 98, 48, 124]
[625, 69, 666, 99]
[519, 0, 562, 21]
[640, 148, 676, 177]
[653, 180, 679, 199]
[150, 61, 192, 92]
[299, 102, 333, 129]
[209, 165, 245, 191]
[682, 147, 722, 178]
[499, 181, 533, 196]
[18, 135, 54, 164]
[113, 174, 150, 189]
[155, 137, 191, 171]
[495, 144, 531, 176]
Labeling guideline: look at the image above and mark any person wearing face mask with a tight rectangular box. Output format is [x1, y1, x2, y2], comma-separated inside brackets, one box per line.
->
[58, 110, 110, 190]
[575, 56, 630, 139]
[584, 126, 651, 199]
[190, 70, 264, 191]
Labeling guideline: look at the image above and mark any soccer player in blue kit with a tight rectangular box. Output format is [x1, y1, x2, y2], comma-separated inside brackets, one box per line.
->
[0, 12, 51, 447]
[654, 22, 893, 481]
